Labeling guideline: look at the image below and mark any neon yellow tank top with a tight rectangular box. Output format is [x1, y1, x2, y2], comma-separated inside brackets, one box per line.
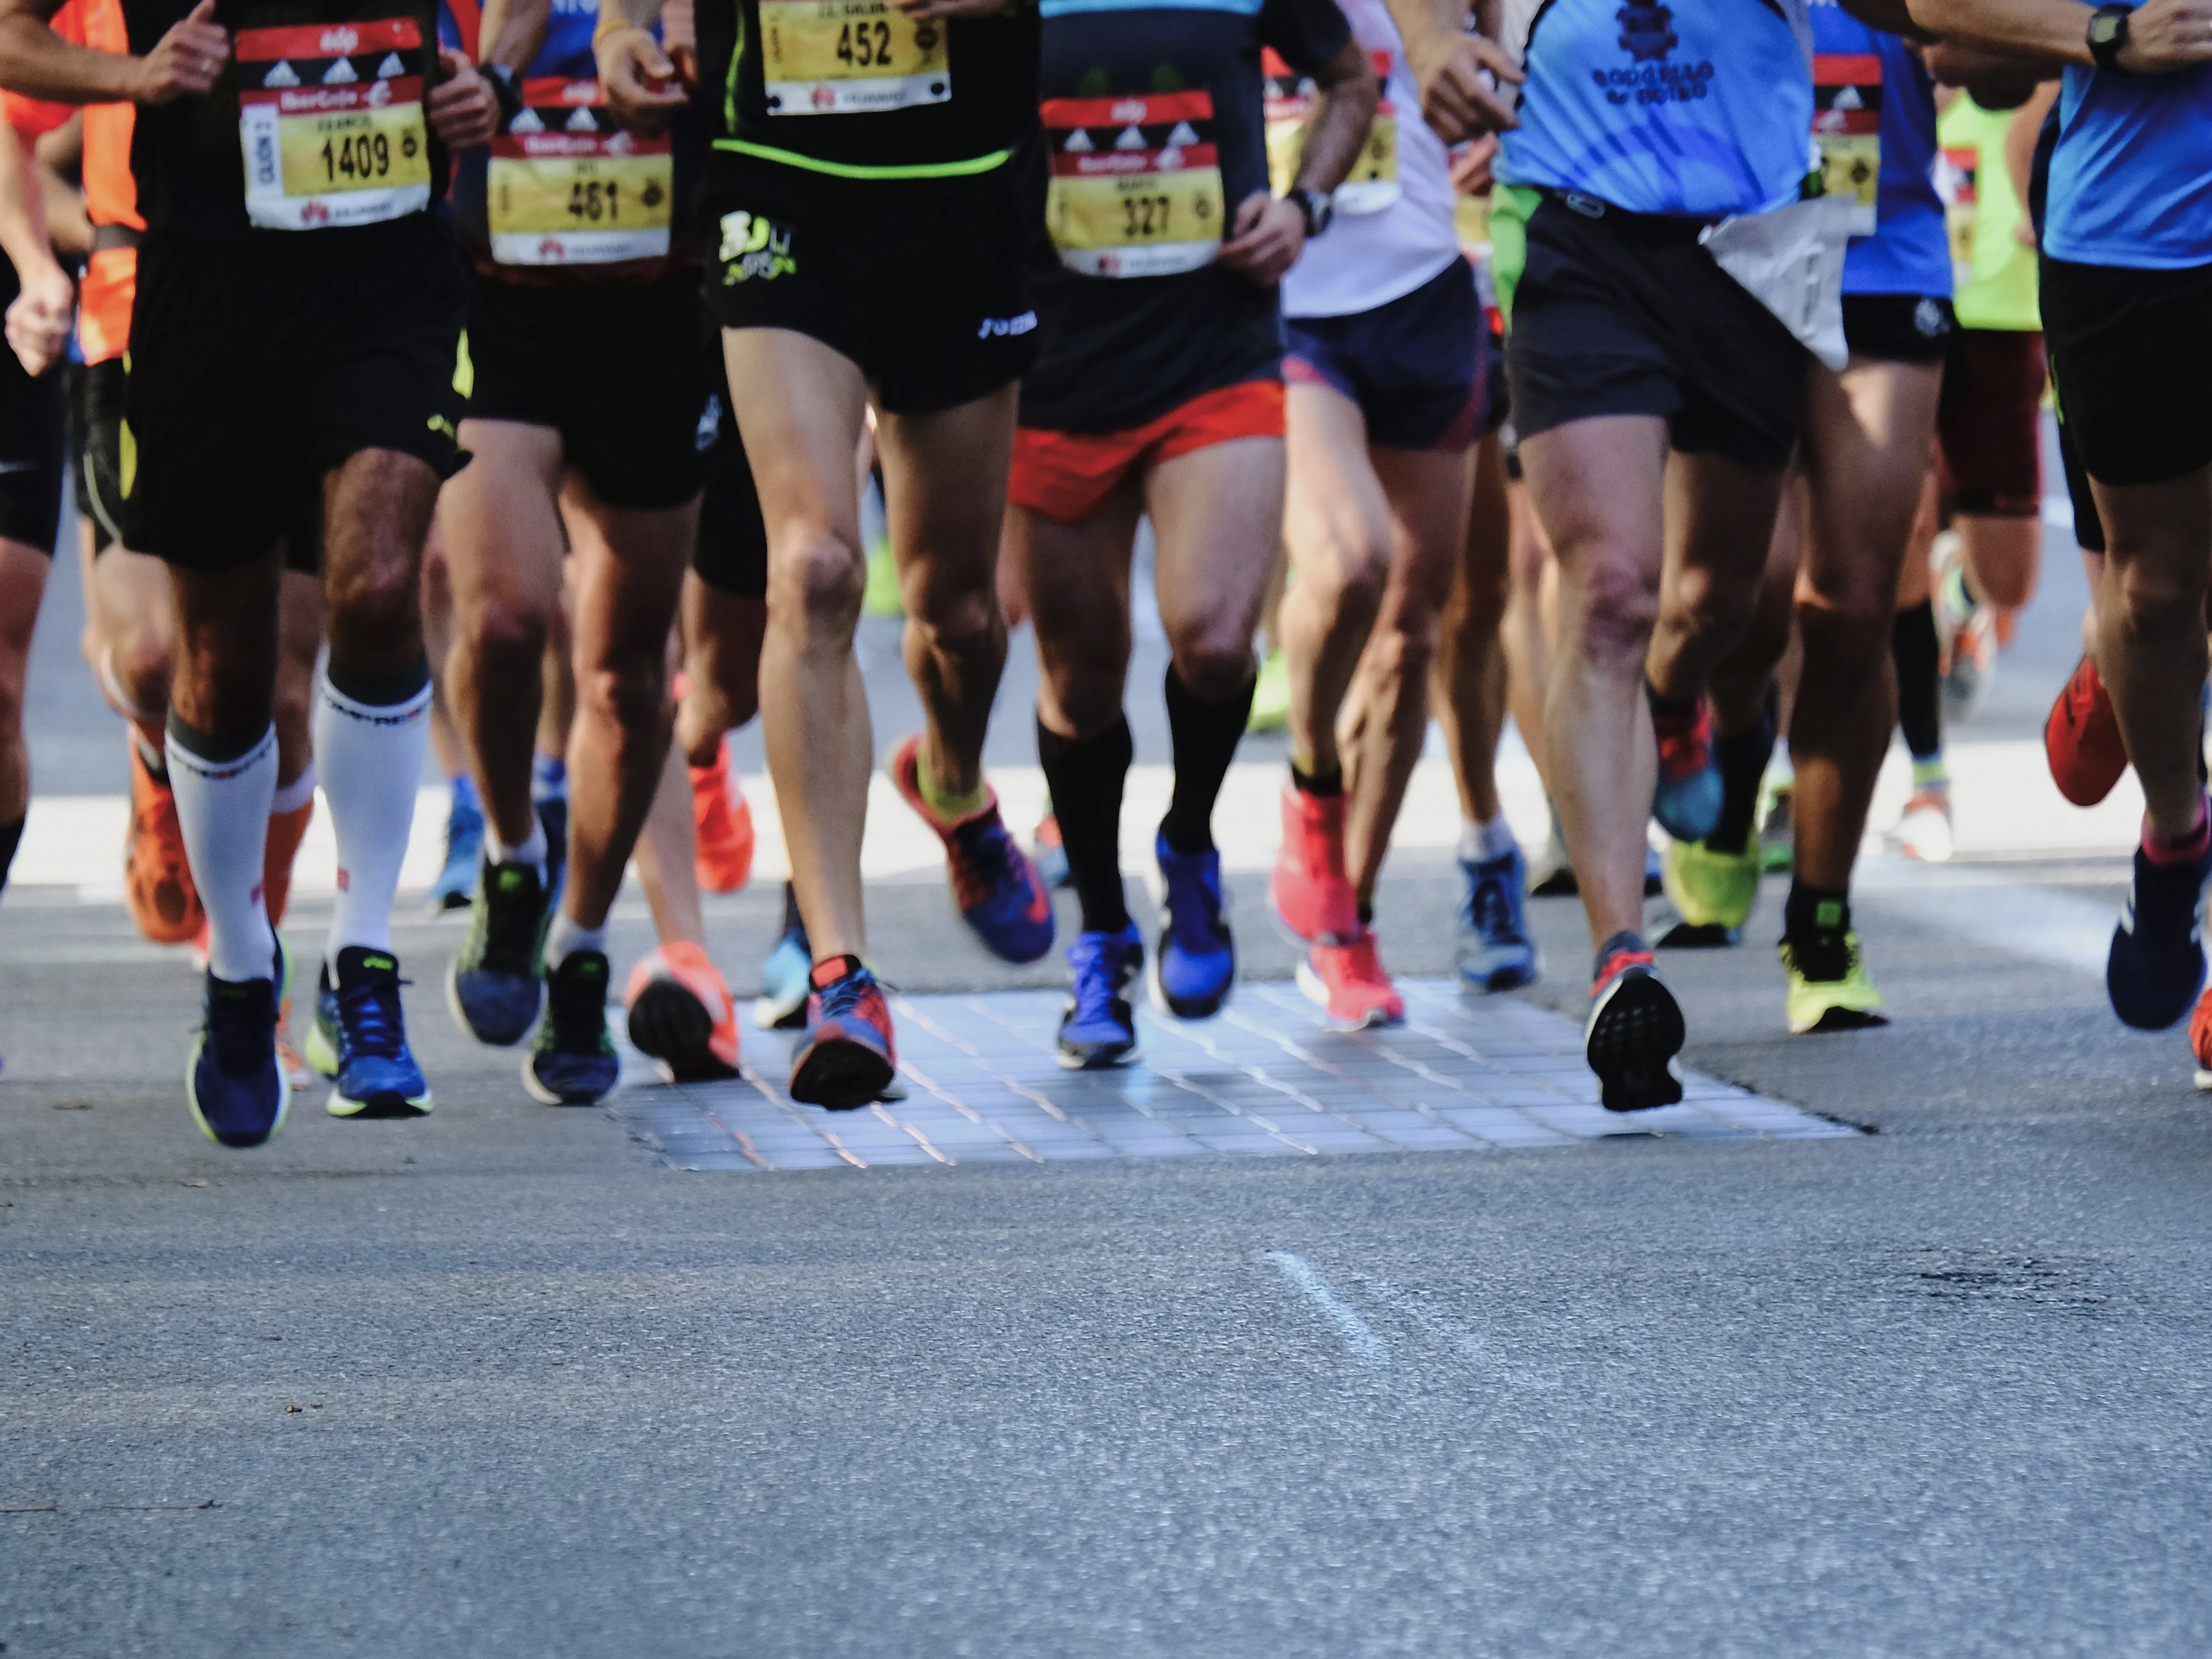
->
[1936, 95, 2041, 333]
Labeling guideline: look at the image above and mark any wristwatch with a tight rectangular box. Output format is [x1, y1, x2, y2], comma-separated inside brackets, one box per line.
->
[1288, 186, 1334, 239]
[483, 61, 526, 124]
[2087, 3, 2132, 72]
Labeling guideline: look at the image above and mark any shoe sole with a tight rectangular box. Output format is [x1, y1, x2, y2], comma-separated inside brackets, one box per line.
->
[1456, 956, 1538, 994]
[445, 955, 543, 1048]
[185, 1040, 292, 1149]
[754, 991, 808, 1031]
[1654, 918, 1740, 950]
[2195, 1066, 2212, 1092]
[520, 1051, 617, 1107]
[789, 1033, 896, 1111]
[1584, 970, 1686, 1112]
[1294, 960, 1403, 1030]
[628, 980, 740, 1083]
[1055, 1040, 1140, 1071]
[327, 1088, 434, 1119]
[1794, 1004, 1890, 1036]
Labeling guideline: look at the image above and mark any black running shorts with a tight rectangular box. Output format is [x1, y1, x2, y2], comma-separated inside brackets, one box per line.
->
[0, 263, 63, 556]
[693, 341, 767, 599]
[123, 216, 469, 572]
[1500, 192, 1808, 474]
[700, 150, 1039, 416]
[68, 356, 123, 553]
[2042, 253, 2212, 490]
[1842, 292, 1955, 367]
[464, 269, 710, 512]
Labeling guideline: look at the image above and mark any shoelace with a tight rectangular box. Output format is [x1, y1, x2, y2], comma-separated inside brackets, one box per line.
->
[815, 969, 881, 1029]
[948, 815, 1018, 911]
[337, 971, 407, 1061]
[1161, 858, 1224, 951]
[1066, 936, 1131, 1027]
[1463, 862, 1515, 942]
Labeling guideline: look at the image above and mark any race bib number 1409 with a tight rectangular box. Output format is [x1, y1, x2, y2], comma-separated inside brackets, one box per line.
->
[237, 18, 431, 230]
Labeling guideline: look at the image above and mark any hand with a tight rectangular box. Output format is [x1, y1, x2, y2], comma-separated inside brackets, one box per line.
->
[2118, 0, 2212, 70]
[129, 0, 227, 105]
[1448, 131, 1498, 195]
[596, 23, 687, 133]
[5, 260, 71, 378]
[427, 49, 497, 149]
[659, 0, 699, 88]
[887, 0, 1003, 19]
[1403, 30, 1521, 143]
[1217, 191, 1304, 286]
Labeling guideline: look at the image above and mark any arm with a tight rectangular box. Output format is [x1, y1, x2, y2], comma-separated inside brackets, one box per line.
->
[1838, 0, 1925, 36]
[0, 120, 71, 375]
[0, 0, 226, 106]
[478, 0, 551, 74]
[2002, 79, 2061, 244]
[1386, 0, 1519, 142]
[594, 0, 684, 131]
[1909, 0, 2212, 71]
[1219, 35, 1375, 285]
[1921, 39, 2067, 92]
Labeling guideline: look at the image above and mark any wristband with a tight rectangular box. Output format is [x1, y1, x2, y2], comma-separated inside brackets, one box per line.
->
[592, 14, 652, 51]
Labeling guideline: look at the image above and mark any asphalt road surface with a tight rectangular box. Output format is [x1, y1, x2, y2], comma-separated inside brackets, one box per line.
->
[5, 500, 2210, 1658]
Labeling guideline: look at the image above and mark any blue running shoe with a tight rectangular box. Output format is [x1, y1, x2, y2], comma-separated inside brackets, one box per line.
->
[755, 882, 812, 1030]
[1457, 848, 1539, 992]
[1058, 924, 1143, 1069]
[524, 950, 620, 1105]
[889, 735, 1054, 964]
[788, 956, 897, 1110]
[2109, 826, 2212, 1030]
[426, 781, 484, 913]
[1152, 831, 1235, 1020]
[1652, 699, 1723, 844]
[187, 934, 290, 1148]
[312, 946, 434, 1118]
[447, 848, 556, 1046]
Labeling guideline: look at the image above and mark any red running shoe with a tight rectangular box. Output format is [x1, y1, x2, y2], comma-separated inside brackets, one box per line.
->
[2045, 654, 2128, 807]
[1297, 930, 1405, 1030]
[689, 739, 755, 893]
[1270, 781, 1358, 943]
[788, 956, 896, 1110]
[2192, 983, 2212, 1092]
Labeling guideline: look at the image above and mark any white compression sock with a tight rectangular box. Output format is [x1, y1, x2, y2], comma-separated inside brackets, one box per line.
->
[270, 759, 317, 817]
[1458, 815, 1520, 864]
[316, 670, 432, 965]
[544, 913, 609, 969]
[166, 722, 277, 984]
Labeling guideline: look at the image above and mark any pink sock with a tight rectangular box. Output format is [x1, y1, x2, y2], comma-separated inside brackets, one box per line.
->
[2143, 797, 2210, 866]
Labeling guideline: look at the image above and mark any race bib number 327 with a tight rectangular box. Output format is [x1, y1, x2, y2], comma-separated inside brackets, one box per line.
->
[760, 0, 949, 115]
[1042, 91, 1224, 278]
[237, 18, 430, 230]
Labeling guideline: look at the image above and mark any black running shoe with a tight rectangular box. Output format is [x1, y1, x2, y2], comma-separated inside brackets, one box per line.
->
[1584, 930, 1685, 1112]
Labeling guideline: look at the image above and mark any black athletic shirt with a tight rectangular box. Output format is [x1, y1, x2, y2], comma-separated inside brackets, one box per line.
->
[1018, 0, 1349, 433]
[700, 0, 1039, 174]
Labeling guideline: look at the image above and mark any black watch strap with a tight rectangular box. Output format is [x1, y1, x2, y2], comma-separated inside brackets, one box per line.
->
[2088, 3, 2132, 72]
[484, 61, 526, 124]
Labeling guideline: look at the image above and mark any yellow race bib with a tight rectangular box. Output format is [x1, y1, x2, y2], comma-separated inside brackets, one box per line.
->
[1264, 50, 1400, 215]
[1042, 92, 1223, 278]
[760, 0, 949, 115]
[489, 79, 672, 265]
[237, 18, 430, 230]
[1812, 51, 1882, 238]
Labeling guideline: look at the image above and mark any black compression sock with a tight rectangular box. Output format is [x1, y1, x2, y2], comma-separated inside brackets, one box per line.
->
[1707, 683, 1779, 856]
[1645, 680, 1698, 723]
[1037, 713, 1132, 935]
[1893, 601, 1943, 763]
[1783, 880, 1852, 979]
[1160, 666, 1255, 856]
[1291, 761, 1342, 797]
[0, 814, 21, 897]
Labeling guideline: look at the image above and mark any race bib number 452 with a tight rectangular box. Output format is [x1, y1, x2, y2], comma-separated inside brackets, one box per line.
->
[1042, 91, 1223, 278]
[489, 79, 672, 266]
[761, 0, 948, 115]
[238, 18, 430, 230]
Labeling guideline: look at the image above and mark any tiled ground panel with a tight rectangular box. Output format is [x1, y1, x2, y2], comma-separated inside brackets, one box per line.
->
[609, 979, 1857, 1172]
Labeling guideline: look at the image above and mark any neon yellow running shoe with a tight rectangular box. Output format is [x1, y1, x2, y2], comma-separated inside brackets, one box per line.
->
[862, 535, 902, 618]
[1247, 647, 1290, 733]
[1781, 932, 1888, 1034]
[1659, 837, 1759, 944]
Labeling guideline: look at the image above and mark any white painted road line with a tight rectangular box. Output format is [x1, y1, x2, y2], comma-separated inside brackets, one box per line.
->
[1267, 1252, 1392, 1369]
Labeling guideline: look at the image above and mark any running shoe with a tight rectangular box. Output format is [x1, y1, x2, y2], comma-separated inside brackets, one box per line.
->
[1246, 647, 1290, 734]
[2045, 655, 2128, 808]
[1584, 931, 1685, 1112]
[690, 739, 755, 894]
[788, 957, 897, 1109]
[624, 941, 740, 1082]
[1780, 930, 1888, 1034]
[1456, 847, 1538, 993]
[1270, 782, 1358, 943]
[1651, 697, 1723, 844]
[1945, 608, 1997, 721]
[125, 735, 202, 946]
[1057, 923, 1143, 1069]
[447, 838, 558, 1046]
[525, 951, 621, 1106]
[2190, 983, 2212, 1091]
[1889, 787, 1954, 863]
[2108, 826, 2212, 1031]
[1153, 830, 1236, 1019]
[1298, 930, 1406, 1030]
[1529, 804, 1578, 897]
[1658, 838, 1759, 947]
[275, 995, 311, 1089]
[427, 783, 483, 912]
[887, 735, 1054, 964]
[187, 934, 289, 1148]
[1034, 813, 1071, 890]
[1757, 782, 1795, 874]
[311, 946, 433, 1118]
[755, 884, 812, 1030]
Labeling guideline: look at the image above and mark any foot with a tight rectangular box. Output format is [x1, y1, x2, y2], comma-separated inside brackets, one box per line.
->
[1153, 831, 1236, 1020]
[1456, 847, 1538, 993]
[1270, 781, 1357, 943]
[1246, 647, 1291, 734]
[1889, 787, 1954, 864]
[525, 951, 622, 1106]
[624, 941, 740, 1082]
[1651, 698, 1724, 844]
[2190, 983, 2212, 1091]
[447, 839, 557, 1047]
[1056, 924, 1143, 1070]
[187, 935, 290, 1148]
[1657, 837, 1759, 947]
[888, 735, 1054, 965]
[312, 947, 433, 1118]
[1034, 813, 1071, 890]
[427, 787, 484, 913]
[787, 956, 897, 1110]
[126, 735, 203, 946]
[2108, 823, 2212, 1031]
[1781, 929, 1888, 1034]
[755, 901, 813, 1031]
[1584, 932, 1685, 1112]
[1757, 783, 1795, 875]
[2046, 655, 2128, 808]
[1298, 930, 1406, 1030]
[690, 739, 756, 894]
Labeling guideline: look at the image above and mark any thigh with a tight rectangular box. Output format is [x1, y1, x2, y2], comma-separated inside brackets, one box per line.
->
[1799, 356, 1943, 611]
[693, 353, 769, 600]
[440, 419, 567, 613]
[559, 482, 695, 657]
[1519, 414, 1670, 592]
[1284, 379, 1390, 580]
[875, 381, 1019, 609]
[1147, 436, 1286, 649]
[0, 539, 50, 674]
[1665, 446, 1792, 600]
[722, 326, 871, 557]
[1372, 443, 1477, 615]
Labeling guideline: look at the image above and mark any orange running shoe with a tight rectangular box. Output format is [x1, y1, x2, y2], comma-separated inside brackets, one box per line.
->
[125, 734, 202, 945]
[263, 796, 316, 928]
[689, 740, 755, 894]
[2192, 984, 2212, 1091]
[276, 994, 311, 1087]
[2045, 654, 2129, 808]
[1270, 781, 1358, 943]
[624, 941, 741, 1081]
[1297, 930, 1406, 1030]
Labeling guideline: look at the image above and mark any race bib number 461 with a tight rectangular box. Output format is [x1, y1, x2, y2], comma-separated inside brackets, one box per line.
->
[489, 79, 672, 265]
[238, 18, 430, 230]
[761, 0, 948, 115]
[1043, 92, 1223, 278]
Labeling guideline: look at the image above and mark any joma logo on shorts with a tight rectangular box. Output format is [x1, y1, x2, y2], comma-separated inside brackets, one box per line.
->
[719, 211, 795, 282]
[978, 311, 1038, 340]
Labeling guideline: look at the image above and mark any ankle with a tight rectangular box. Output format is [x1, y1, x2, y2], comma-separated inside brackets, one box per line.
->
[2144, 797, 2211, 866]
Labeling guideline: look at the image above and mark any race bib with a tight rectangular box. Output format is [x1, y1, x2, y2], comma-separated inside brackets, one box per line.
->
[1264, 50, 1400, 214]
[1262, 51, 1308, 198]
[1043, 92, 1223, 278]
[1812, 51, 1881, 237]
[237, 19, 430, 230]
[759, 0, 948, 115]
[1937, 144, 1978, 278]
[488, 79, 672, 265]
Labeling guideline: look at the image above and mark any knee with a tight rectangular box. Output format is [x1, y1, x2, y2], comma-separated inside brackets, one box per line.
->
[112, 618, 177, 711]
[769, 531, 864, 638]
[459, 592, 549, 675]
[2111, 556, 2205, 630]
[1167, 623, 1256, 705]
[580, 653, 668, 736]
[907, 577, 1001, 659]
[1570, 560, 1661, 661]
[1666, 561, 1758, 642]
[1305, 527, 1392, 619]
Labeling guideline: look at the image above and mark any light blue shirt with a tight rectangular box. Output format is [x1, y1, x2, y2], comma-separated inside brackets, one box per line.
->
[2046, 5, 2212, 269]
